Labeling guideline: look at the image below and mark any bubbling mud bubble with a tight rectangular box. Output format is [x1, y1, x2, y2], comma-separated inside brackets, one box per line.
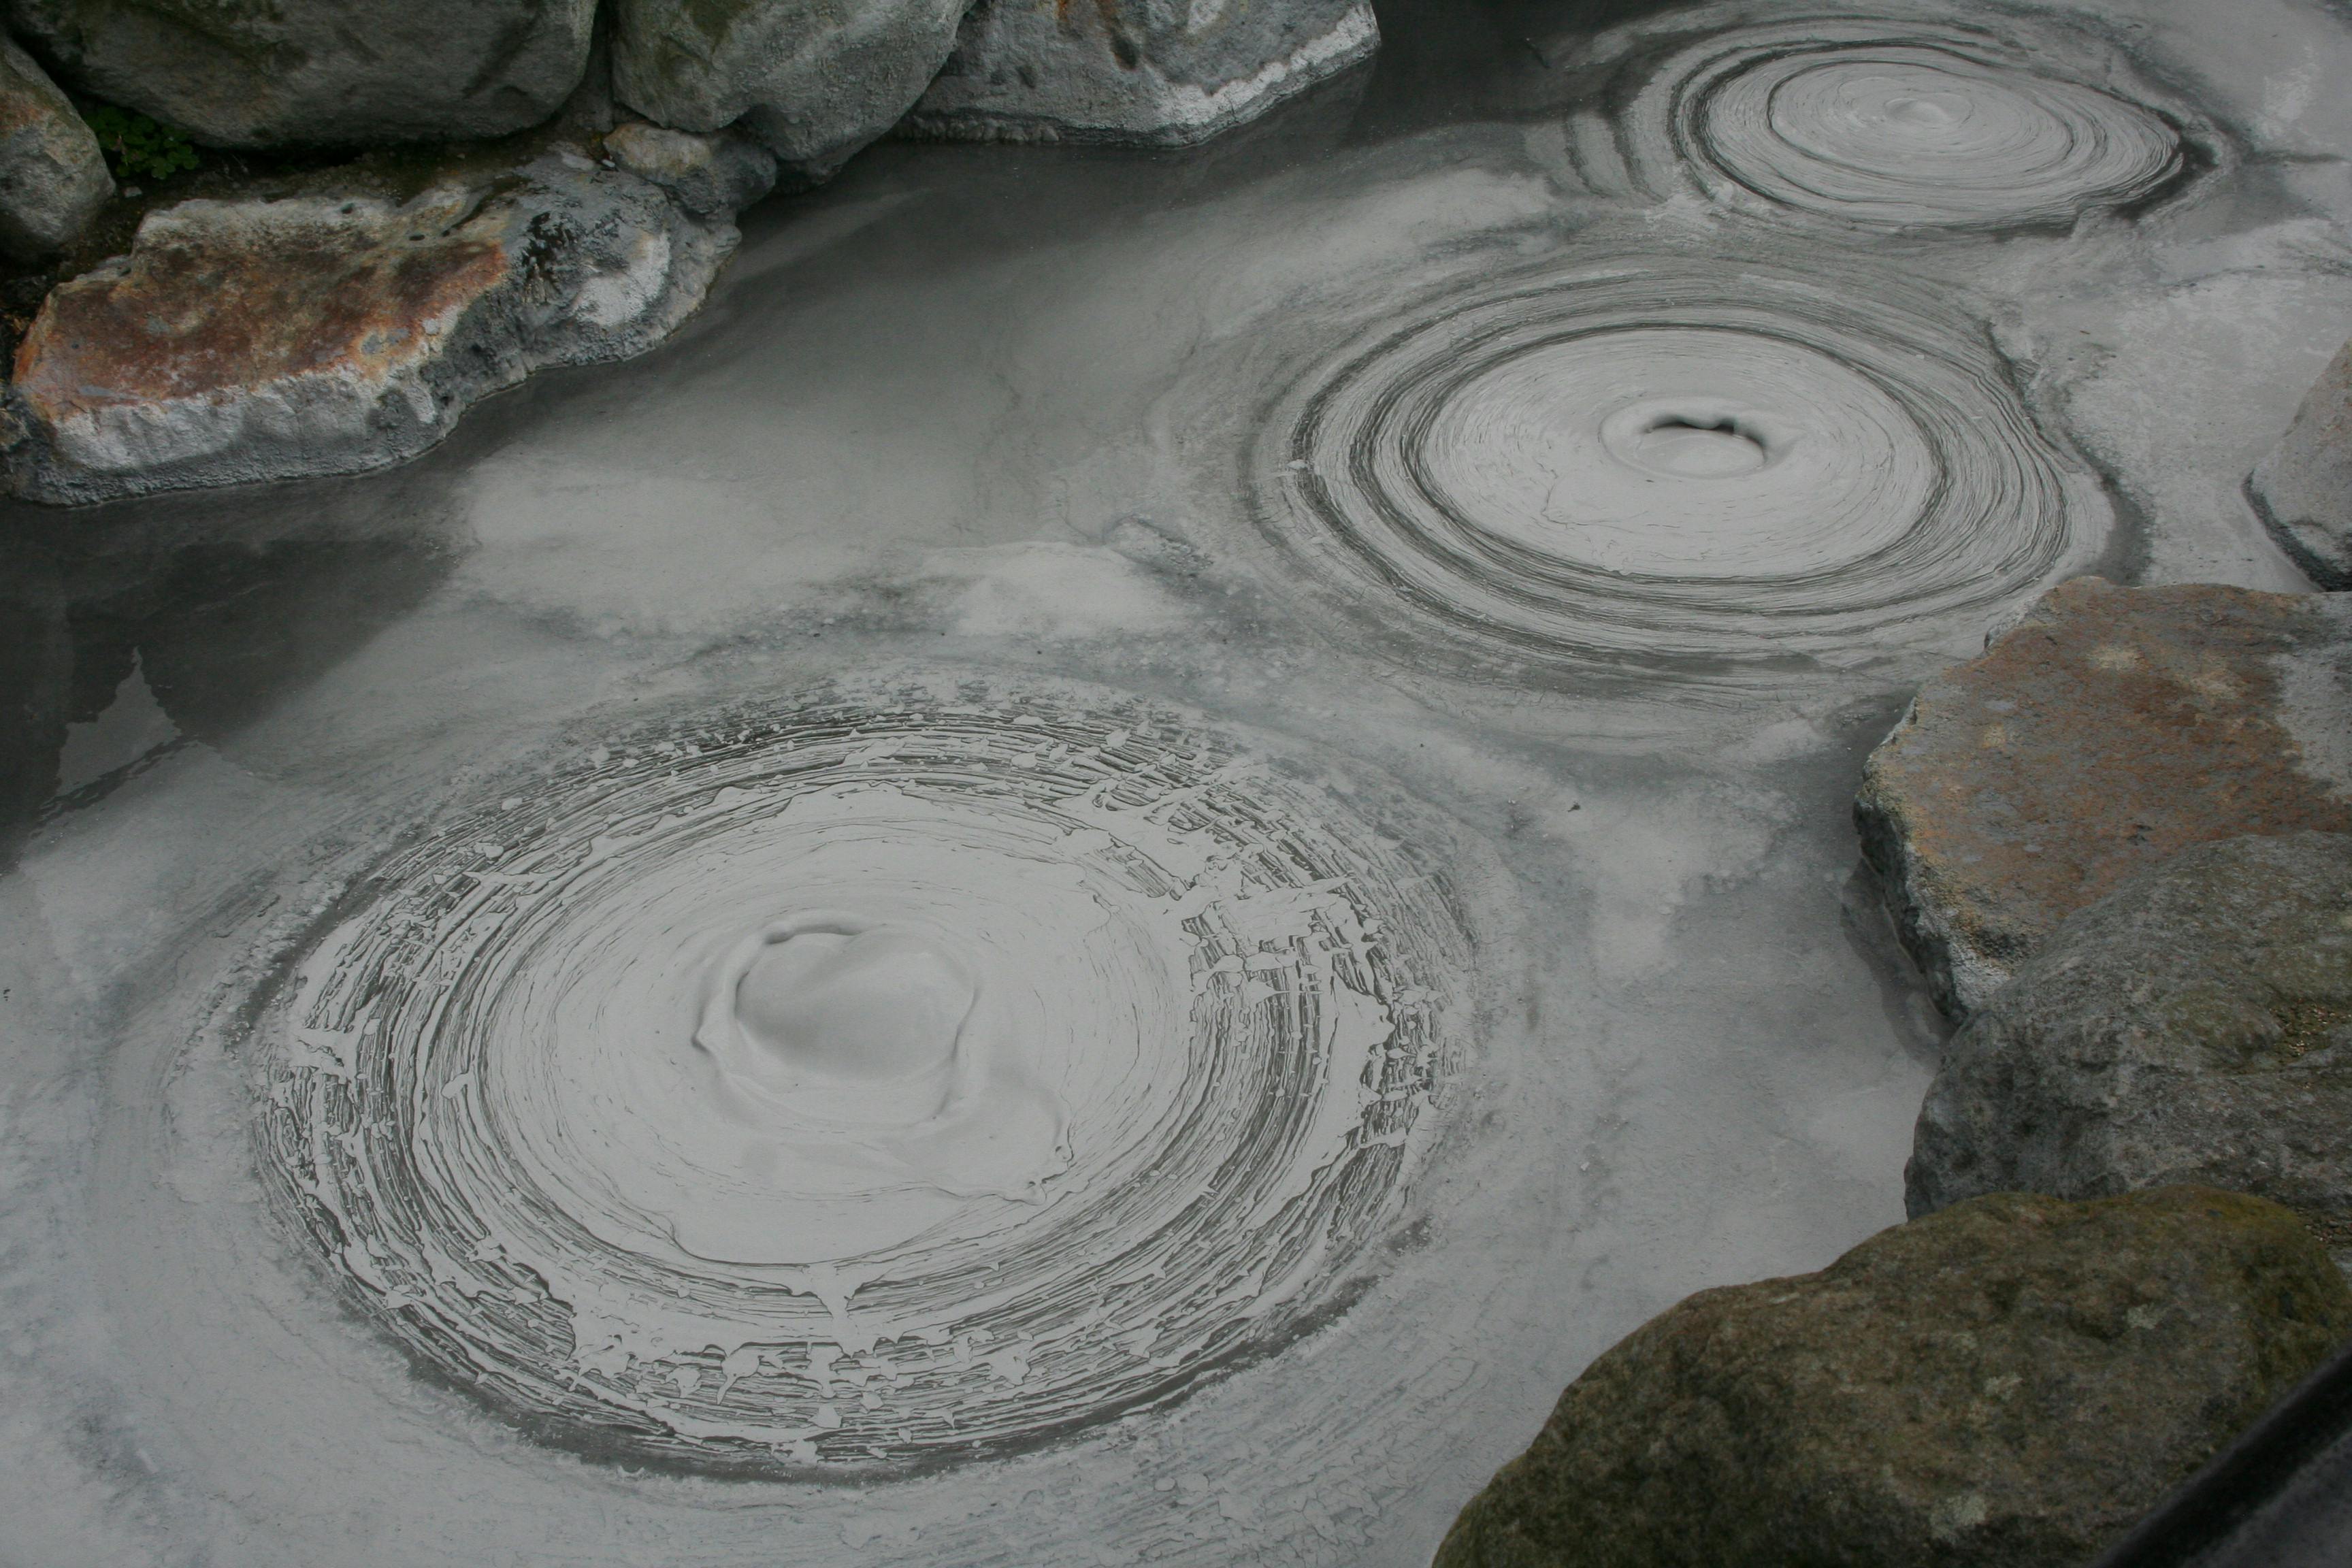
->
[1580, 5, 2191, 231]
[1252, 250, 2106, 683]
[255, 680, 1473, 1474]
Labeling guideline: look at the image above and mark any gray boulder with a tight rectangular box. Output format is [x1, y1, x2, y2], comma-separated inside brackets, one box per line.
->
[610, 0, 970, 184]
[1436, 1187, 2352, 1568]
[3, 0, 596, 148]
[0, 35, 108, 260]
[2252, 340, 2352, 589]
[1, 152, 734, 504]
[1909, 834, 2352, 1256]
[906, 0, 1378, 146]
[604, 120, 779, 218]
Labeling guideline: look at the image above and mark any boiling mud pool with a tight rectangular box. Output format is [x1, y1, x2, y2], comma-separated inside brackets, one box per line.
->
[3, 0, 2350, 1563]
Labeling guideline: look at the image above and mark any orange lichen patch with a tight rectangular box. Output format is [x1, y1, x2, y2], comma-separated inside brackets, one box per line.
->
[1862, 577, 2352, 963]
[11, 193, 512, 416]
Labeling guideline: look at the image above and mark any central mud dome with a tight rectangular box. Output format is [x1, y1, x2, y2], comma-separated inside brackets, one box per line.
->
[254, 679, 1473, 1473]
[1256, 251, 2108, 679]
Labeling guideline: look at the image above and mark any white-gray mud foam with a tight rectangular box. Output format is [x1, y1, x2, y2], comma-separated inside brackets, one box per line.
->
[1251, 248, 2111, 687]
[1566, 1, 2203, 231]
[245, 674, 1477, 1477]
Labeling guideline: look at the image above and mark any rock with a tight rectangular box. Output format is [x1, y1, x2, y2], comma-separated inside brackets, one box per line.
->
[610, 0, 970, 184]
[1856, 577, 2352, 1018]
[1908, 835, 2352, 1244]
[0, 35, 110, 261]
[604, 120, 779, 219]
[1435, 1187, 2352, 1568]
[906, 0, 1379, 146]
[2, 153, 732, 504]
[2252, 340, 2352, 591]
[3, 0, 595, 149]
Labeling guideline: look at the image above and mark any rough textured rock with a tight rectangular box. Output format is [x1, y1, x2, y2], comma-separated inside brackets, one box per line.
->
[1909, 835, 2352, 1243]
[1857, 577, 2352, 1018]
[2, 153, 732, 504]
[611, 0, 968, 182]
[906, 0, 1379, 146]
[1435, 1188, 2352, 1568]
[0, 35, 109, 261]
[604, 120, 779, 219]
[2252, 340, 2352, 590]
[3, 0, 596, 149]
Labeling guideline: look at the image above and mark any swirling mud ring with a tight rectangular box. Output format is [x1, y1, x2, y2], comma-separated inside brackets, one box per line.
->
[1597, 7, 2198, 231]
[1252, 252, 2102, 683]
[254, 679, 1475, 1475]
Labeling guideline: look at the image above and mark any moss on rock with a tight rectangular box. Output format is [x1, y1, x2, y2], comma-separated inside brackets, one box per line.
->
[1436, 1187, 2352, 1568]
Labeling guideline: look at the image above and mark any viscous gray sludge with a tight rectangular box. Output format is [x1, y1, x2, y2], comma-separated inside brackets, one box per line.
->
[253, 677, 1473, 1475]
[1571, 3, 2199, 231]
[1254, 250, 2108, 684]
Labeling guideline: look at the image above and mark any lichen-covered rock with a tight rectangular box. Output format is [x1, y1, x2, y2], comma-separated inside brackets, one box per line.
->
[2, 153, 732, 504]
[1857, 578, 2352, 1018]
[1435, 1188, 2352, 1568]
[3, 0, 595, 149]
[0, 35, 109, 261]
[604, 120, 779, 219]
[611, 0, 969, 183]
[2253, 340, 2352, 590]
[906, 0, 1378, 146]
[1908, 835, 2352, 1242]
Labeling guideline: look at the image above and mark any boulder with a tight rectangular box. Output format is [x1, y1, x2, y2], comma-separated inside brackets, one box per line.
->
[0, 35, 109, 261]
[1435, 1188, 2352, 1568]
[1857, 577, 2352, 1018]
[2, 0, 595, 149]
[1, 152, 732, 504]
[2252, 340, 2352, 590]
[610, 0, 970, 184]
[1909, 835, 2352, 1245]
[905, 0, 1379, 146]
[604, 120, 779, 219]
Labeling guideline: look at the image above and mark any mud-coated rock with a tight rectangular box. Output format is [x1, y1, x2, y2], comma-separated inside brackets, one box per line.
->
[1908, 835, 2352, 1243]
[0, 35, 109, 261]
[906, 0, 1377, 146]
[2253, 340, 2352, 590]
[3, 0, 596, 149]
[1435, 1187, 2352, 1568]
[1857, 578, 2352, 1018]
[611, 0, 968, 183]
[604, 120, 779, 218]
[2, 153, 732, 504]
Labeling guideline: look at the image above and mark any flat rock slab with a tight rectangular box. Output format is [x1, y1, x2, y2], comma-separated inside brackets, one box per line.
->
[1435, 1187, 2352, 1568]
[2253, 339, 2352, 590]
[1910, 834, 2352, 1244]
[3, 0, 595, 148]
[1, 154, 731, 505]
[1857, 576, 2352, 1017]
[906, 0, 1378, 146]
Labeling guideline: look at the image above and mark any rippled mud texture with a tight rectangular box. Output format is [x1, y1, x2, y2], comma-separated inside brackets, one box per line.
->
[250, 678, 1473, 1475]
[1567, 2, 2204, 231]
[1254, 249, 2110, 686]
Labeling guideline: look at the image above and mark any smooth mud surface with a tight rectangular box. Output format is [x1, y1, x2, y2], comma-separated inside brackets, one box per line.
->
[3, 0, 2349, 1563]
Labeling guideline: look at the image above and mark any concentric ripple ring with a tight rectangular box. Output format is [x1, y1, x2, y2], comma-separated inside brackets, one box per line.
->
[1252, 251, 2104, 681]
[255, 679, 1474, 1474]
[1588, 7, 2190, 229]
